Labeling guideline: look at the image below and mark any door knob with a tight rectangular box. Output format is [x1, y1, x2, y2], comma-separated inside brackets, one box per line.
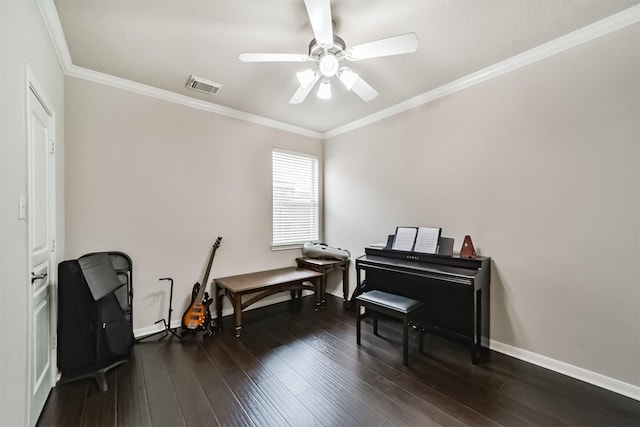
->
[31, 272, 48, 283]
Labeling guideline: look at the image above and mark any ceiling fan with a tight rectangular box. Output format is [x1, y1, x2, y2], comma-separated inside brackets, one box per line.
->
[239, 0, 419, 104]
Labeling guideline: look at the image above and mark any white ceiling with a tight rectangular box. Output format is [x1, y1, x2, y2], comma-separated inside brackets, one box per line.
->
[53, 0, 638, 133]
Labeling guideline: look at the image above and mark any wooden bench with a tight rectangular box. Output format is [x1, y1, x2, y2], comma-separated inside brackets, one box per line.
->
[295, 257, 350, 303]
[214, 267, 323, 337]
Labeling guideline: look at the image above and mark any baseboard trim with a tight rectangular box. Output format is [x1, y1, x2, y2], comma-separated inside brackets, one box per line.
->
[490, 339, 640, 401]
[133, 292, 307, 339]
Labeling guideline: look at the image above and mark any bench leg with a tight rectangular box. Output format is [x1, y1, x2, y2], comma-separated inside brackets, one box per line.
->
[215, 284, 223, 330]
[403, 318, 409, 366]
[313, 277, 322, 311]
[320, 274, 327, 305]
[373, 312, 379, 336]
[233, 296, 242, 338]
[342, 261, 349, 302]
[356, 302, 362, 345]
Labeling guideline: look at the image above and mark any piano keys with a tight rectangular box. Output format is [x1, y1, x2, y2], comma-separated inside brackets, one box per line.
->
[353, 246, 491, 363]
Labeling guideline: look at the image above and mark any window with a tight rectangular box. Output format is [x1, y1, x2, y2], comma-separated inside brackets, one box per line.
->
[272, 149, 319, 248]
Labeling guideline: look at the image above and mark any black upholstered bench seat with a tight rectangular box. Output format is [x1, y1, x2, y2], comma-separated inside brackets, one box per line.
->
[356, 290, 423, 313]
[355, 290, 424, 366]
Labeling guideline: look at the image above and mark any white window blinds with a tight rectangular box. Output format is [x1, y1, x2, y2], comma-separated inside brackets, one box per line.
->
[272, 149, 319, 247]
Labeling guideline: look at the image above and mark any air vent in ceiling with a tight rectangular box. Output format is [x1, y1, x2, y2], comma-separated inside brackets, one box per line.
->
[186, 75, 223, 95]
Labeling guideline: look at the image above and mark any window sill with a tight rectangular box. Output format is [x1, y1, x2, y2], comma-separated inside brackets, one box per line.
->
[271, 244, 304, 251]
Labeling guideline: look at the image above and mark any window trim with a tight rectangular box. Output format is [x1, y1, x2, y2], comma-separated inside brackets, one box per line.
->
[271, 148, 319, 249]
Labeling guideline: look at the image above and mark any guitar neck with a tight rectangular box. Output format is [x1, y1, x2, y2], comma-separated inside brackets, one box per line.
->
[198, 237, 222, 298]
[194, 280, 208, 304]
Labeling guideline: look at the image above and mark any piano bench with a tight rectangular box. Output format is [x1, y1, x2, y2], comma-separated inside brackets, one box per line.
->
[355, 290, 424, 367]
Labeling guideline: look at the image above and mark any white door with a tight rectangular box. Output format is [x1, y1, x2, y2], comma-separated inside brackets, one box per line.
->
[27, 84, 56, 426]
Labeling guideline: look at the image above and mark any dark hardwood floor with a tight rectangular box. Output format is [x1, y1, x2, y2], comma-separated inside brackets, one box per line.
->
[38, 295, 639, 426]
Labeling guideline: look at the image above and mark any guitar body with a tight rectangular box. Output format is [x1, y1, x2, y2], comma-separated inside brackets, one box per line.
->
[181, 237, 222, 332]
[182, 283, 208, 330]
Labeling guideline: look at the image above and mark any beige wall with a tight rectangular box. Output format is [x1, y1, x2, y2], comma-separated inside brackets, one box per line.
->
[324, 24, 639, 387]
[0, 0, 66, 424]
[64, 77, 323, 332]
[11, 4, 636, 417]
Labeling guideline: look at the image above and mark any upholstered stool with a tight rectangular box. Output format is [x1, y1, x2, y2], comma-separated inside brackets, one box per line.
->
[356, 290, 424, 366]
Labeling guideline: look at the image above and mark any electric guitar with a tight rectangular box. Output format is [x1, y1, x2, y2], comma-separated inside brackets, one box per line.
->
[182, 237, 222, 330]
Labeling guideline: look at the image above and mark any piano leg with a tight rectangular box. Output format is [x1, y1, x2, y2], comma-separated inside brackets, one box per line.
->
[471, 288, 483, 364]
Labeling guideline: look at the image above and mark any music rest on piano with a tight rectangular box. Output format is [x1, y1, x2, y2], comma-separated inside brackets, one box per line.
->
[353, 246, 491, 363]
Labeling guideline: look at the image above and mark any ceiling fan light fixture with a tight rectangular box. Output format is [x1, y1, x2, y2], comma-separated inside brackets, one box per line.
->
[240, 0, 419, 105]
[337, 67, 358, 90]
[316, 79, 332, 100]
[296, 68, 317, 89]
[318, 53, 339, 77]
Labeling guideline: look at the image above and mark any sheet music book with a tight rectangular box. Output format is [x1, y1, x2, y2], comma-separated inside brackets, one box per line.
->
[413, 227, 442, 254]
[391, 226, 442, 254]
[391, 227, 418, 251]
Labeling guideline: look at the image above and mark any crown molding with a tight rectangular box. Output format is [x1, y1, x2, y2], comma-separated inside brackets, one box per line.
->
[324, 4, 640, 139]
[35, 0, 323, 140]
[36, 0, 73, 71]
[65, 64, 324, 140]
[37, 0, 639, 141]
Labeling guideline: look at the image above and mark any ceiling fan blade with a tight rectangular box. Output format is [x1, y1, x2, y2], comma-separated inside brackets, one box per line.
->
[345, 33, 419, 61]
[239, 53, 311, 62]
[289, 74, 320, 104]
[304, 0, 333, 48]
[351, 76, 378, 102]
[337, 66, 358, 89]
[337, 67, 378, 102]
